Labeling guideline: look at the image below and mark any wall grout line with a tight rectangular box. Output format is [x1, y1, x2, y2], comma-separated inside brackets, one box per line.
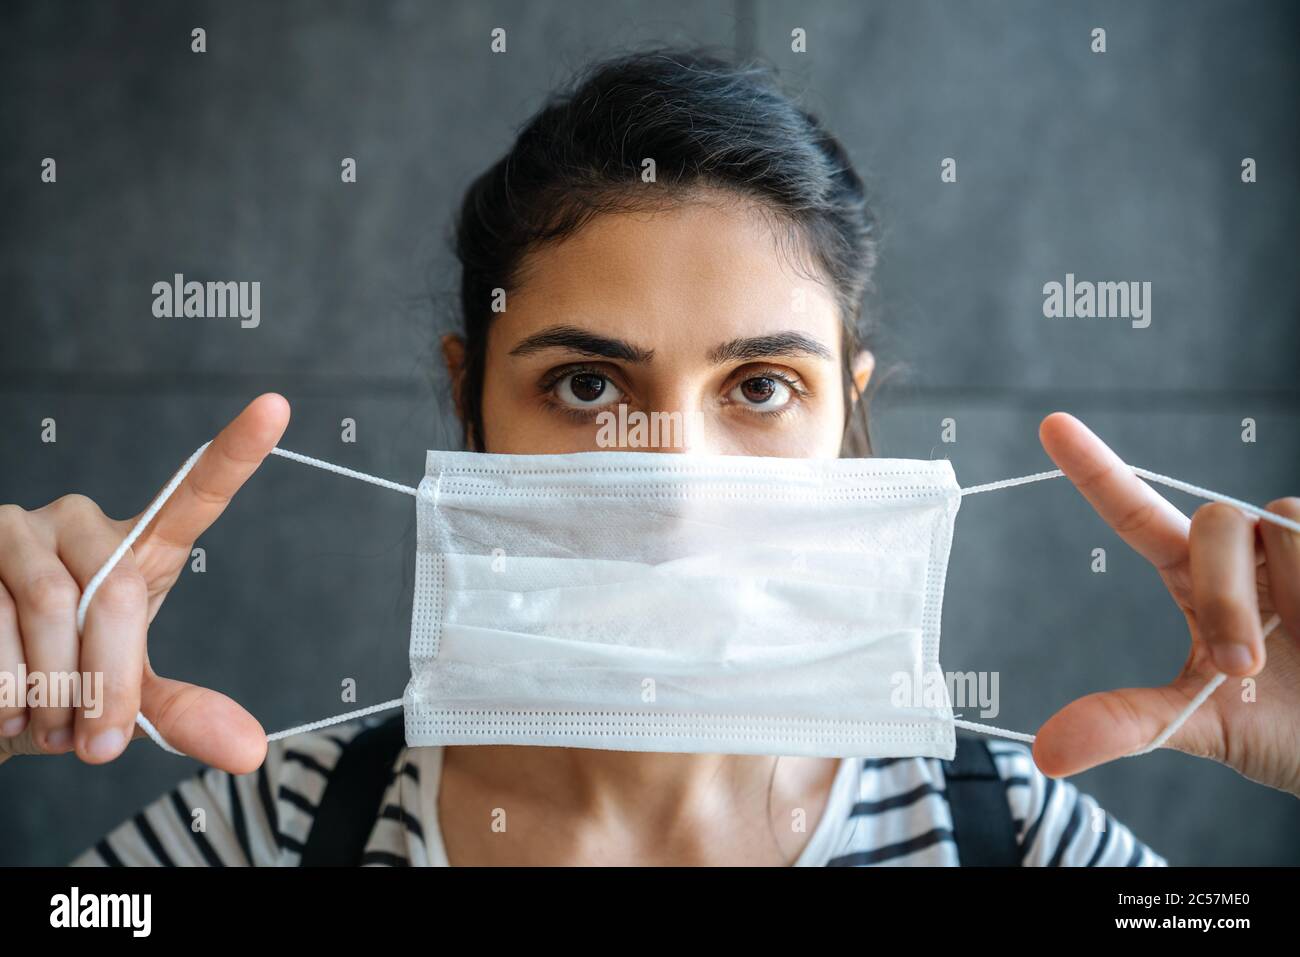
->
[734, 0, 757, 60]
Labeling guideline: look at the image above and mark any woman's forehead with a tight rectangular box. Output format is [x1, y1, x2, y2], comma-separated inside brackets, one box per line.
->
[501, 200, 842, 357]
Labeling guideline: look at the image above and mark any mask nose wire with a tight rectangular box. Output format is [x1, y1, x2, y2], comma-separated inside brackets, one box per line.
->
[75, 445, 1295, 759]
[954, 465, 1295, 757]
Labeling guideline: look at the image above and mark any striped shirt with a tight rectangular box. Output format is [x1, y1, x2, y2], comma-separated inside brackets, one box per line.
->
[71, 718, 1168, 867]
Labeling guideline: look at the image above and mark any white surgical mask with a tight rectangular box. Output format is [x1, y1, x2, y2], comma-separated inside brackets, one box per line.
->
[405, 450, 962, 758]
[81, 442, 1294, 762]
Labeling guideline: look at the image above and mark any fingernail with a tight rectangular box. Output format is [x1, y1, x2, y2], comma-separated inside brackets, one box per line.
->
[87, 728, 127, 761]
[1214, 643, 1255, 674]
[1, 715, 27, 737]
[45, 727, 73, 751]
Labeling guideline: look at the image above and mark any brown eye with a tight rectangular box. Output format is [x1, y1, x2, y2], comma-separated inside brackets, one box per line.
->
[730, 375, 792, 410]
[570, 373, 605, 402]
[741, 377, 776, 403]
[555, 371, 622, 408]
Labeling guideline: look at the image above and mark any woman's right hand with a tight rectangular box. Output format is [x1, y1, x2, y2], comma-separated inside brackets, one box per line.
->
[0, 393, 291, 774]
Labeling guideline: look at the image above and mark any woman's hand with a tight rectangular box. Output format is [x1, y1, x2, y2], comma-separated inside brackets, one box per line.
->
[0, 393, 291, 774]
[1031, 412, 1300, 796]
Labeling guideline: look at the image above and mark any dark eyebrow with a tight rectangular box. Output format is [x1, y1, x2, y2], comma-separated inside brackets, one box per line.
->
[507, 325, 654, 363]
[707, 331, 834, 364]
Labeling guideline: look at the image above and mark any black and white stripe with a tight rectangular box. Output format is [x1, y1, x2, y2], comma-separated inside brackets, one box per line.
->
[72, 718, 425, 867]
[823, 741, 1166, 866]
[71, 725, 1166, 867]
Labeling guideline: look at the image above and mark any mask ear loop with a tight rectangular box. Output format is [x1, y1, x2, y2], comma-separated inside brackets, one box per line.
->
[75, 443, 414, 757]
[954, 466, 1298, 757]
[78, 445, 1299, 760]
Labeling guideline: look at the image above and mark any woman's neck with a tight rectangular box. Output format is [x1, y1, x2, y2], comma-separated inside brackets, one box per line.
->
[438, 745, 841, 865]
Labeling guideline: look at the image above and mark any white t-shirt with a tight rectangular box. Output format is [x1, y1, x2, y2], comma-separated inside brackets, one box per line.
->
[72, 717, 1168, 867]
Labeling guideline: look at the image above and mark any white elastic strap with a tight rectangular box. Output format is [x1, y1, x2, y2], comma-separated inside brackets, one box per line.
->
[267, 447, 419, 499]
[79, 445, 1293, 760]
[264, 697, 405, 743]
[960, 466, 1300, 534]
[951, 718, 1036, 744]
[956, 463, 1295, 756]
[74, 443, 413, 757]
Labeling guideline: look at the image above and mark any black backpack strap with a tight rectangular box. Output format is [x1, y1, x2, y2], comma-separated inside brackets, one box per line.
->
[944, 733, 1021, 867]
[299, 712, 408, 866]
[303, 720, 1019, 866]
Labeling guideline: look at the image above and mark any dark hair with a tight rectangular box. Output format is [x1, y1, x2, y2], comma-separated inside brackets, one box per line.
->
[452, 47, 880, 456]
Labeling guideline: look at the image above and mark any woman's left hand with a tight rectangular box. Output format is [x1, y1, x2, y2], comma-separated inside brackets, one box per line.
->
[1030, 412, 1300, 797]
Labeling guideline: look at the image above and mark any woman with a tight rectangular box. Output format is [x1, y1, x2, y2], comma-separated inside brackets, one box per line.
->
[3, 50, 1297, 866]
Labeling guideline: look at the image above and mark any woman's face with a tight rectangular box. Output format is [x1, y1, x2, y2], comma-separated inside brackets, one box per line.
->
[446, 196, 872, 458]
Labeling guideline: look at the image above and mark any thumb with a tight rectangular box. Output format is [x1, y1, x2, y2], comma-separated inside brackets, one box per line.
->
[138, 672, 268, 774]
[1031, 680, 1222, 778]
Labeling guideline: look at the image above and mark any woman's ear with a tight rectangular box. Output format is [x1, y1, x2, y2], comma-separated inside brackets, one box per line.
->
[850, 348, 875, 400]
[441, 333, 468, 423]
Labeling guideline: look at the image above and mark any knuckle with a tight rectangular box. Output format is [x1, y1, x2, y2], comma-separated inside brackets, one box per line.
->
[50, 493, 101, 518]
[1198, 594, 1251, 636]
[94, 672, 142, 714]
[187, 477, 230, 509]
[0, 503, 28, 535]
[93, 569, 148, 617]
[1071, 460, 1114, 495]
[1265, 497, 1300, 523]
[1111, 498, 1158, 536]
[152, 685, 209, 739]
[1097, 689, 1145, 731]
[1191, 501, 1239, 531]
[22, 570, 80, 617]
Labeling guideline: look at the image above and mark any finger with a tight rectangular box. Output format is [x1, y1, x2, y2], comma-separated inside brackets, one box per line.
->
[55, 500, 148, 765]
[0, 722, 45, 758]
[1031, 679, 1223, 778]
[0, 579, 27, 739]
[136, 393, 290, 555]
[1259, 497, 1300, 642]
[1039, 412, 1190, 570]
[139, 671, 267, 774]
[0, 718, 150, 759]
[1190, 502, 1263, 675]
[0, 512, 79, 754]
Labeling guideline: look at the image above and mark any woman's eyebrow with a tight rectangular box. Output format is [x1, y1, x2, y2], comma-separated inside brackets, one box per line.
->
[507, 325, 655, 362]
[707, 332, 833, 363]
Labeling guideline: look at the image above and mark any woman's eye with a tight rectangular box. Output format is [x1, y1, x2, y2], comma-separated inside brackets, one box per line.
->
[730, 375, 793, 410]
[554, 371, 623, 408]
